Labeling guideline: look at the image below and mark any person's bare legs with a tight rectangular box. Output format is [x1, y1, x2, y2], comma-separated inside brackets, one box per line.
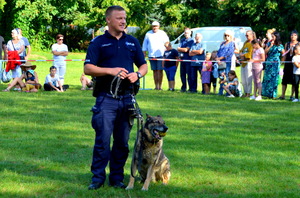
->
[280, 84, 287, 98]
[157, 70, 163, 90]
[81, 76, 88, 90]
[169, 81, 175, 90]
[203, 83, 210, 94]
[4, 78, 25, 91]
[30, 88, 38, 92]
[153, 70, 157, 89]
[223, 85, 233, 95]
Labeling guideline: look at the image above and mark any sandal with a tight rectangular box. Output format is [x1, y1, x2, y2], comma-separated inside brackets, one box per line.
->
[277, 96, 285, 100]
[2, 88, 10, 92]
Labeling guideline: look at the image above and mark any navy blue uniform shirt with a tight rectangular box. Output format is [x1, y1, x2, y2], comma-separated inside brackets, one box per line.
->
[179, 37, 194, 60]
[85, 31, 146, 93]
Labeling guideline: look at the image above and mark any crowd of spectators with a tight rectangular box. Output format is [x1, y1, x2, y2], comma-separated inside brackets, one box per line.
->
[2, 24, 300, 102]
[1, 30, 69, 92]
[143, 23, 300, 102]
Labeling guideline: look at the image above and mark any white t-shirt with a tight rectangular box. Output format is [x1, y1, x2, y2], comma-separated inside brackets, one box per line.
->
[45, 74, 60, 87]
[142, 29, 169, 57]
[292, 55, 300, 75]
[51, 43, 68, 63]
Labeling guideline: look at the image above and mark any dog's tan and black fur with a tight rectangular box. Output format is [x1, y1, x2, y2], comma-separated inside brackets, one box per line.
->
[126, 114, 171, 191]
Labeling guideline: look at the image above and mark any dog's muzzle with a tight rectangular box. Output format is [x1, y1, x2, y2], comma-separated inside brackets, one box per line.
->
[152, 125, 168, 140]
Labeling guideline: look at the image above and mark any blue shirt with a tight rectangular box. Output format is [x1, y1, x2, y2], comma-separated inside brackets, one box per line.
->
[217, 41, 235, 62]
[163, 49, 179, 68]
[84, 31, 146, 93]
[179, 37, 194, 60]
[190, 42, 205, 67]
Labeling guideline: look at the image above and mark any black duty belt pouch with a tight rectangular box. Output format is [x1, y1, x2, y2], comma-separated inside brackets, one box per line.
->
[92, 77, 101, 97]
[133, 79, 140, 96]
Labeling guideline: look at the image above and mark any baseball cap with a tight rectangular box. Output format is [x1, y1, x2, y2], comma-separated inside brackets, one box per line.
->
[152, 21, 160, 26]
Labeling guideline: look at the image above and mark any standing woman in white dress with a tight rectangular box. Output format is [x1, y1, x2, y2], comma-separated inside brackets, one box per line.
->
[51, 34, 68, 85]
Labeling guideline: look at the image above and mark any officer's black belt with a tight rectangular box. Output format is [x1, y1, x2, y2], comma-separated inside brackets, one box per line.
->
[99, 92, 133, 100]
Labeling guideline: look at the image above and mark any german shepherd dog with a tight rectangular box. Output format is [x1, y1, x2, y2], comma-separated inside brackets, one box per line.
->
[126, 114, 170, 191]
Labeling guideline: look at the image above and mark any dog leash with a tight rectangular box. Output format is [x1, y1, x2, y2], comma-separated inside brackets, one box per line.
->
[110, 70, 123, 98]
[130, 100, 144, 178]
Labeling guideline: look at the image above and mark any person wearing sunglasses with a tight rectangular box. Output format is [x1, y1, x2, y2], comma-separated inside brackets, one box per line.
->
[6, 29, 25, 81]
[51, 34, 68, 86]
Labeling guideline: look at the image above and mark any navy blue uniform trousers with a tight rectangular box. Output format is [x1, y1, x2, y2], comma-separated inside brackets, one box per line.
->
[180, 62, 191, 91]
[91, 93, 133, 183]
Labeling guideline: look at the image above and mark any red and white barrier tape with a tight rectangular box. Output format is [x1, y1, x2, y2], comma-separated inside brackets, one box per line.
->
[148, 58, 292, 64]
[0, 58, 293, 64]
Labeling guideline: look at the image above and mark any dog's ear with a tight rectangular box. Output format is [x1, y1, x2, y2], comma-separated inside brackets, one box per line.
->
[157, 115, 161, 117]
[146, 113, 151, 118]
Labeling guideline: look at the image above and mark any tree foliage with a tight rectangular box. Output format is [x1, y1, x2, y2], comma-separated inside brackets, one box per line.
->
[0, 0, 299, 51]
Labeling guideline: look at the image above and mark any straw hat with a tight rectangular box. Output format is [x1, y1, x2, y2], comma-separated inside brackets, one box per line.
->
[20, 62, 36, 72]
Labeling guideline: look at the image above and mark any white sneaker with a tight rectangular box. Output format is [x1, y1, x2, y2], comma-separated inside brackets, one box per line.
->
[255, 96, 262, 101]
[292, 99, 299, 102]
[227, 94, 235, 98]
[250, 95, 256, 100]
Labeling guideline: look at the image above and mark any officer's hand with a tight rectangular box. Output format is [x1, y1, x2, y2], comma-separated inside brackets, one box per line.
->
[110, 68, 128, 79]
[126, 72, 138, 83]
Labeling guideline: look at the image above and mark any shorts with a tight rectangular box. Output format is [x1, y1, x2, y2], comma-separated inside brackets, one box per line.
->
[22, 84, 35, 91]
[228, 85, 240, 96]
[164, 66, 177, 81]
[149, 57, 163, 70]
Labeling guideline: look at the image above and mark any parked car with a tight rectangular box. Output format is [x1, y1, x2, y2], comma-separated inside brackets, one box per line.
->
[171, 26, 252, 53]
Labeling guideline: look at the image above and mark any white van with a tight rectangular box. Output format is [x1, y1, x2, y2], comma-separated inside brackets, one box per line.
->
[171, 26, 252, 53]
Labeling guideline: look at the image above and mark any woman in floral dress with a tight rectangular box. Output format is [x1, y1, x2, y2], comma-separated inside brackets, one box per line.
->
[262, 32, 285, 99]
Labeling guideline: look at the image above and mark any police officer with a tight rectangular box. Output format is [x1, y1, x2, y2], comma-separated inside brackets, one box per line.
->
[84, 5, 148, 190]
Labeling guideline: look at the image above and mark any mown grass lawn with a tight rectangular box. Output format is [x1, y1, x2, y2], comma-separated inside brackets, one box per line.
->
[0, 52, 299, 198]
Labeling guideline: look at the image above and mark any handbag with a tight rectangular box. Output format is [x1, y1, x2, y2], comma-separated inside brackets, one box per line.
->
[1, 61, 12, 83]
[218, 61, 227, 69]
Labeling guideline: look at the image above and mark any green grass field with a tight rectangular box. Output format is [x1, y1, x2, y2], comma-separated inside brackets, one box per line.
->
[0, 52, 299, 198]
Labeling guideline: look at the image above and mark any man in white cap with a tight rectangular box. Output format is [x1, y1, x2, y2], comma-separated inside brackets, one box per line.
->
[142, 21, 169, 90]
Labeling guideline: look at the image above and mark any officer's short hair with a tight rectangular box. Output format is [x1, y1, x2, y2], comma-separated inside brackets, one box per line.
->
[105, 6, 125, 17]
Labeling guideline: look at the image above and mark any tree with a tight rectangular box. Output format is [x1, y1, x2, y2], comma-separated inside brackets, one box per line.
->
[0, 0, 6, 11]
[0, 0, 299, 50]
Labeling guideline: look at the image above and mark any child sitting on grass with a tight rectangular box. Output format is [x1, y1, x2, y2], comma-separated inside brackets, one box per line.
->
[44, 66, 67, 92]
[22, 70, 38, 92]
[80, 73, 93, 90]
[222, 70, 240, 98]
